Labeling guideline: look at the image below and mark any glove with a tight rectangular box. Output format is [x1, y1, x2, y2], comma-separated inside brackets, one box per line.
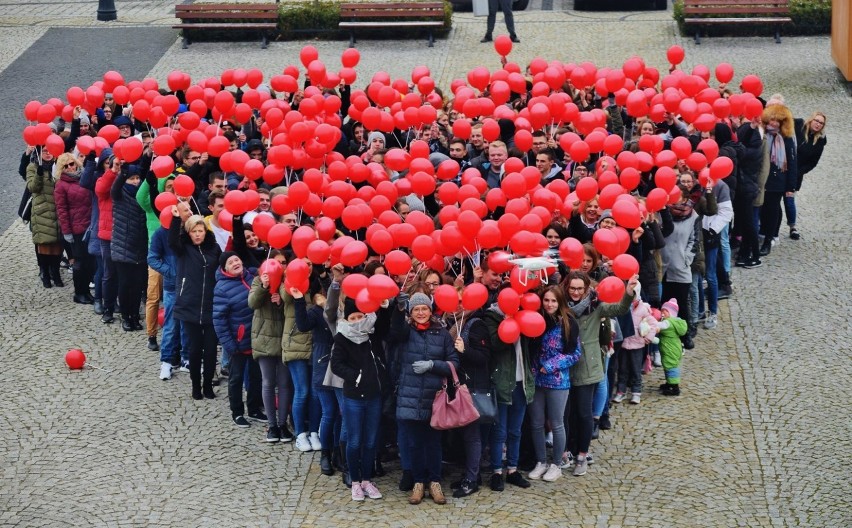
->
[412, 360, 433, 374]
[63, 234, 74, 244]
[397, 292, 409, 312]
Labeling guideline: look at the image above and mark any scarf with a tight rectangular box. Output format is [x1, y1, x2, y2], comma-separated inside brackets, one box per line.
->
[62, 170, 82, 181]
[568, 290, 598, 318]
[337, 313, 377, 344]
[124, 182, 139, 195]
[668, 200, 694, 220]
[767, 126, 787, 171]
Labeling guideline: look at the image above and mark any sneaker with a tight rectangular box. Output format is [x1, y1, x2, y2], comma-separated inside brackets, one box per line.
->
[480, 35, 492, 43]
[585, 453, 594, 465]
[630, 393, 641, 405]
[653, 351, 662, 367]
[248, 410, 268, 423]
[559, 452, 574, 469]
[743, 259, 763, 269]
[179, 360, 190, 373]
[361, 481, 382, 500]
[510, 34, 521, 43]
[309, 432, 322, 451]
[233, 415, 250, 428]
[266, 426, 281, 443]
[351, 482, 365, 501]
[545, 431, 553, 447]
[542, 464, 562, 482]
[295, 432, 312, 452]
[147, 336, 159, 351]
[101, 310, 115, 324]
[452, 479, 478, 498]
[489, 472, 504, 492]
[697, 311, 709, 323]
[505, 470, 530, 488]
[612, 392, 626, 403]
[598, 415, 611, 430]
[159, 362, 172, 380]
[771, 237, 779, 247]
[704, 313, 718, 330]
[220, 366, 229, 378]
[718, 286, 732, 300]
[573, 456, 588, 476]
[280, 427, 294, 443]
[789, 226, 800, 240]
[528, 462, 548, 480]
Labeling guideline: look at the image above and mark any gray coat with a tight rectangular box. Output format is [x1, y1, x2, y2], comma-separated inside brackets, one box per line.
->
[660, 211, 697, 284]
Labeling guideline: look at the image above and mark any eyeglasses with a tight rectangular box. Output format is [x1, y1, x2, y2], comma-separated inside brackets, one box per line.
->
[813, 120, 825, 125]
[64, 162, 77, 169]
[188, 156, 201, 161]
[568, 287, 586, 292]
[425, 281, 440, 287]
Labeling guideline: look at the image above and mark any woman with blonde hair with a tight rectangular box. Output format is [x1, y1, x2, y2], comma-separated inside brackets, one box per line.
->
[758, 105, 797, 256]
[54, 152, 95, 303]
[786, 111, 827, 240]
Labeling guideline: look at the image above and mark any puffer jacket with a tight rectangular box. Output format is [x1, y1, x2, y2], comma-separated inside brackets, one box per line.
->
[278, 289, 313, 363]
[763, 134, 798, 194]
[248, 276, 283, 359]
[529, 316, 581, 390]
[79, 152, 108, 256]
[331, 330, 388, 400]
[26, 163, 59, 245]
[569, 290, 634, 387]
[94, 168, 117, 241]
[481, 305, 535, 405]
[389, 308, 459, 422]
[147, 227, 177, 291]
[456, 312, 492, 392]
[294, 297, 334, 388]
[54, 173, 92, 236]
[110, 173, 147, 264]
[169, 215, 221, 325]
[213, 267, 256, 355]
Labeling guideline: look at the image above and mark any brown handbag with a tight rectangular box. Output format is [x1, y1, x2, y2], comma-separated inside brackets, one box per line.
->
[430, 363, 480, 430]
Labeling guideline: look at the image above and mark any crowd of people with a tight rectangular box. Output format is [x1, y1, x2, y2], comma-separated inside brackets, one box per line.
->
[18, 61, 826, 504]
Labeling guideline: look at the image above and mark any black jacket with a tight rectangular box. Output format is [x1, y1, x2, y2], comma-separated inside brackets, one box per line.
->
[331, 331, 388, 400]
[457, 312, 492, 392]
[735, 124, 765, 198]
[169, 215, 222, 324]
[110, 174, 147, 264]
[794, 118, 826, 180]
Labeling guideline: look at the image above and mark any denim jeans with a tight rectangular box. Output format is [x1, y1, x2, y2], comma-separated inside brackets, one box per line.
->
[159, 289, 184, 363]
[704, 244, 719, 314]
[315, 387, 339, 450]
[397, 411, 412, 471]
[460, 422, 485, 482]
[401, 419, 443, 483]
[690, 271, 702, 326]
[783, 194, 797, 226]
[228, 352, 262, 418]
[342, 396, 382, 483]
[334, 388, 347, 446]
[491, 381, 527, 472]
[528, 387, 569, 464]
[286, 359, 310, 435]
[309, 389, 322, 434]
[719, 225, 731, 274]
[92, 253, 103, 301]
[592, 355, 610, 418]
[99, 239, 117, 311]
[258, 357, 292, 429]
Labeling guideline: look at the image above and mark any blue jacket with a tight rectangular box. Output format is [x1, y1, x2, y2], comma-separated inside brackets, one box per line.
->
[388, 309, 459, 422]
[293, 298, 334, 388]
[530, 322, 581, 390]
[213, 267, 257, 355]
[147, 227, 177, 292]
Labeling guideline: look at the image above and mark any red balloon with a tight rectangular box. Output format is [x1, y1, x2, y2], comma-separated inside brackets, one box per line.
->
[65, 349, 86, 370]
[709, 156, 734, 180]
[494, 35, 513, 56]
[612, 199, 641, 229]
[611, 254, 639, 280]
[666, 45, 685, 66]
[286, 259, 310, 285]
[340, 241, 369, 267]
[259, 257, 283, 292]
[433, 284, 459, 313]
[593, 228, 620, 259]
[497, 288, 520, 315]
[596, 276, 626, 303]
[575, 177, 598, 202]
[654, 166, 678, 192]
[341, 273, 368, 299]
[517, 310, 546, 338]
[267, 224, 292, 249]
[740, 74, 763, 96]
[172, 174, 194, 197]
[384, 250, 412, 276]
[498, 317, 521, 344]
[559, 237, 584, 269]
[645, 187, 669, 212]
[461, 283, 488, 311]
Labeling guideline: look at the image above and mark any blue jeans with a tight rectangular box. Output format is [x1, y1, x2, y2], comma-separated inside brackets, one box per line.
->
[401, 419, 443, 483]
[491, 381, 527, 471]
[286, 360, 310, 435]
[309, 389, 322, 434]
[592, 355, 610, 418]
[334, 388, 347, 445]
[783, 194, 797, 226]
[719, 225, 731, 274]
[704, 245, 719, 314]
[342, 396, 382, 483]
[315, 387, 339, 450]
[159, 289, 188, 363]
[397, 412, 413, 471]
[99, 239, 117, 311]
[93, 253, 103, 301]
[691, 271, 702, 326]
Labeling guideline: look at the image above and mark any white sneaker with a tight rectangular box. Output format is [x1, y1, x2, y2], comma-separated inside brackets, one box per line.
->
[559, 452, 574, 469]
[528, 462, 548, 480]
[159, 362, 172, 380]
[630, 393, 641, 405]
[295, 432, 312, 452]
[545, 431, 553, 447]
[179, 360, 190, 373]
[704, 313, 718, 330]
[542, 464, 562, 482]
[309, 432, 322, 451]
[612, 392, 626, 403]
[653, 351, 662, 367]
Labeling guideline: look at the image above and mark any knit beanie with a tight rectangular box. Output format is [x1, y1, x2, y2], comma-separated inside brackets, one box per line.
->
[343, 297, 360, 319]
[661, 298, 679, 318]
[408, 292, 432, 314]
[367, 131, 385, 146]
[219, 251, 238, 271]
[598, 209, 613, 224]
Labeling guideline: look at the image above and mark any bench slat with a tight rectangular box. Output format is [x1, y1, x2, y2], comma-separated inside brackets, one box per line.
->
[340, 2, 444, 7]
[682, 0, 788, 5]
[176, 13, 278, 20]
[341, 11, 444, 18]
[684, 17, 792, 23]
[684, 7, 790, 14]
[174, 23, 277, 28]
[176, 4, 278, 9]
[339, 21, 444, 27]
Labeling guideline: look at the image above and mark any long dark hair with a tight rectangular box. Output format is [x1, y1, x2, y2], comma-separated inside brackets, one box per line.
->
[540, 285, 575, 341]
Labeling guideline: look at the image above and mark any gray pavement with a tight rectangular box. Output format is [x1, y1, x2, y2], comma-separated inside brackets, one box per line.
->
[1, 3, 851, 527]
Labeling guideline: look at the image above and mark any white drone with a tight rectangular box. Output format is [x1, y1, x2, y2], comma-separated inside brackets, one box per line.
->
[508, 252, 560, 286]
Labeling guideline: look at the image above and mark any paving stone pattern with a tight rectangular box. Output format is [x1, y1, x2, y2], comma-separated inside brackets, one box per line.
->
[1, 4, 850, 527]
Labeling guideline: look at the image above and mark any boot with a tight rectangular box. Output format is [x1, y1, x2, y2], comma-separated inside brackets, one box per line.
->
[331, 446, 344, 472]
[339, 444, 351, 487]
[48, 255, 64, 287]
[428, 482, 446, 505]
[37, 254, 52, 288]
[398, 469, 414, 491]
[373, 457, 386, 478]
[668, 384, 681, 396]
[202, 381, 216, 399]
[591, 418, 600, 440]
[759, 239, 772, 256]
[320, 449, 334, 476]
[191, 379, 203, 400]
[121, 315, 134, 332]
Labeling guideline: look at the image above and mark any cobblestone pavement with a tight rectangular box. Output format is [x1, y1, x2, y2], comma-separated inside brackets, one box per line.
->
[2, 3, 851, 527]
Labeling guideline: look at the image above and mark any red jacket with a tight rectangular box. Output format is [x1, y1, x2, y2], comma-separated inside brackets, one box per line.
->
[54, 173, 93, 236]
[94, 168, 117, 241]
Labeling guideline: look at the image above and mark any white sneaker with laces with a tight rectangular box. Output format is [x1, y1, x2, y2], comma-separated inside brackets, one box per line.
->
[542, 464, 562, 482]
[295, 432, 312, 452]
[559, 452, 574, 469]
[612, 392, 625, 403]
[630, 393, 641, 405]
[309, 432, 322, 451]
[704, 313, 718, 330]
[159, 362, 172, 380]
[179, 360, 190, 373]
[528, 462, 548, 480]
[653, 351, 662, 367]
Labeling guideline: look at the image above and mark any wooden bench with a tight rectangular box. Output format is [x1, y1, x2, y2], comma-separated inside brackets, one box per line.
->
[174, 3, 279, 49]
[339, 2, 446, 48]
[683, 0, 792, 45]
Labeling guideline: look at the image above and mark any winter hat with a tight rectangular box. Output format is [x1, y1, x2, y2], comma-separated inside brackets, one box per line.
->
[661, 298, 679, 318]
[219, 251, 238, 271]
[343, 297, 361, 319]
[113, 115, 132, 128]
[408, 292, 432, 314]
[367, 131, 385, 146]
[79, 114, 90, 126]
[598, 210, 613, 224]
